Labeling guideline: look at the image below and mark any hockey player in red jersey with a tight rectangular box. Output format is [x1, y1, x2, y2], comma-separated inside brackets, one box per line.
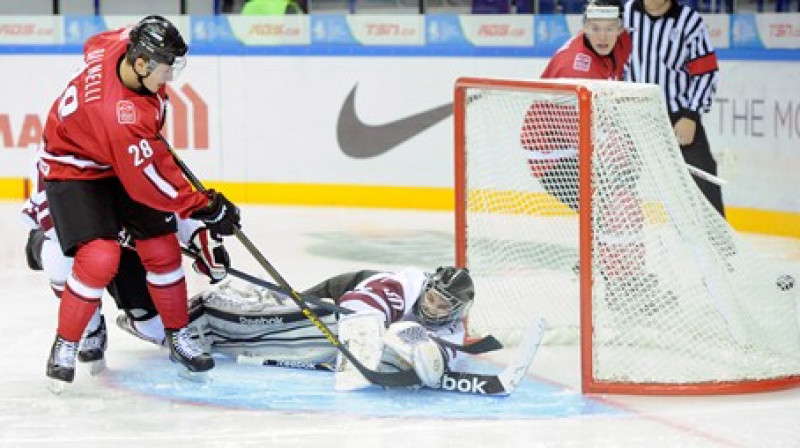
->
[520, 0, 675, 312]
[22, 171, 230, 371]
[541, 0, 630, 80]
[521, 0, 631, 193]
[39, 15, 240, 390]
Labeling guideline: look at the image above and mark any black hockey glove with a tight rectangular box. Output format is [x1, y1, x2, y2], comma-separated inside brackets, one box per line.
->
[24, 228, 45, 271]
[190, 190, 241, 237]
[188, 227, 230, 284]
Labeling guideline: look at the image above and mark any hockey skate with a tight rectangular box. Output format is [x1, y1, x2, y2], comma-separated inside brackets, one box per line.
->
[46, 336, 78, 394]
[116, 313, 166, 347]
[166, 327, 214, 382]
[78, 316, 108, 375]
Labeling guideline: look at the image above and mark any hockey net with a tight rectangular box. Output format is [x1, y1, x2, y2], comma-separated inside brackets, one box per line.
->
[454, 77, 800, 394]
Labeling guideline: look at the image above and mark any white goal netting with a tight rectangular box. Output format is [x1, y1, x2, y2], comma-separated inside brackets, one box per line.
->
[455, 78, 800, 392]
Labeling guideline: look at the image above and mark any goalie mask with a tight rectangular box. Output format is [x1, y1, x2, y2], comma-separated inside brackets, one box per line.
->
[126, 15, 188, 80]
[416, 266, 475, 327]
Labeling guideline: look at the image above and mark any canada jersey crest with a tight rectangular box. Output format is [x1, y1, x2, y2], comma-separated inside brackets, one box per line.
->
[117, 100, 137, 124]
[573, 53, 592, 72]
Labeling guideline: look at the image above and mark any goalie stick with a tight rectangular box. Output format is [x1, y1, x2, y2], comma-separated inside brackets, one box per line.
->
[436, 316, 546, 395]
[237, 317, 546, 396]
[165, 139, 420, 388]
[235, 335, 503, 372]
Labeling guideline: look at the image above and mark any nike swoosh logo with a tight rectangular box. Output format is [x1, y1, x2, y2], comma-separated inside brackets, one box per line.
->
[336, 84, 453, 159]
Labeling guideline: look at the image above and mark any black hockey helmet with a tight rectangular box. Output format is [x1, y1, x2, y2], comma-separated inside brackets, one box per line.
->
[416, 266, 475, 326]
[584, 0, 623, 19]
[125, 15, 187, 71]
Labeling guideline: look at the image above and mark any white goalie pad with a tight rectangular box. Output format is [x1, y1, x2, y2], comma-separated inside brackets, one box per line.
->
[202, 279, 289, 312]
[189, 279, 338, 363]
[335, 312, 385, 391]
[382, 321, 445, 388]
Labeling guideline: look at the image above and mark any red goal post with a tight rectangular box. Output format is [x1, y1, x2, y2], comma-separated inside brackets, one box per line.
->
[453, 76, 800, 395]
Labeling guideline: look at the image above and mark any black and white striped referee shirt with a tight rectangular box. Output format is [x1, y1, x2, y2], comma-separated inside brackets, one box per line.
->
[623, 0, 719, 120]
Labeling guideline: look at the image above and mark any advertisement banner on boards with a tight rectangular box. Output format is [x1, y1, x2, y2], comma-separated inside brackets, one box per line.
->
[3, 14, 799, 50]
[755, 13, 800, 49]
[0, 16, 60, 45]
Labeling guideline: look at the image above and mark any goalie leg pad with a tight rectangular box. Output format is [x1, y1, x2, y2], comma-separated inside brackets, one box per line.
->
[335, 312, 385, 391]
[195, 282, 337, 361]
[383, 321, 445, 388]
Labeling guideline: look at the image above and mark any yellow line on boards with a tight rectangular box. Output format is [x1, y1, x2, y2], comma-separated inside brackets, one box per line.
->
[2, 178, 798, 238]
[726, 208, 800, 239]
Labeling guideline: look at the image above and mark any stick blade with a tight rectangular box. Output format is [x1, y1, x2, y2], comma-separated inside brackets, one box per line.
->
[497, 317, 546, 394]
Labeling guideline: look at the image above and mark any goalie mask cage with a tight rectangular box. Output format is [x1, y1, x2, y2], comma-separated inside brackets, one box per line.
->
[454, 77, 800, 395]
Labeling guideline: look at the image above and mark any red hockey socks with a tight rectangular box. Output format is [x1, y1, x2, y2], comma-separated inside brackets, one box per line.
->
[57, 239, 119, 341]
[135, 233, 189, 329]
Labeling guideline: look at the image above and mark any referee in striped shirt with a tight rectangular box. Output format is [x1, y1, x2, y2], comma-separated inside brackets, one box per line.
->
[623, 0, 724, 217]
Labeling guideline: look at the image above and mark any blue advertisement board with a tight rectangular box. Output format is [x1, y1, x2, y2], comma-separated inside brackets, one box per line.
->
[0, 14, 798, 59]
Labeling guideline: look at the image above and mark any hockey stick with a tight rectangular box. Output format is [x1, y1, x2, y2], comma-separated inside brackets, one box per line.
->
[687, 164, 726, 186]
[434, 334, 503, 355]
[237, 355, 335, 371]
[237, 317, 544, 396]
[226, 264, 348, 315]
[165, 141, 420, 388]
[436, 317, 545, 395]
[181, 247, 342, 314]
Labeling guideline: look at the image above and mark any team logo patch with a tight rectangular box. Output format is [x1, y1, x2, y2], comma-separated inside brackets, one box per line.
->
[117, 100, 137, 124]
[573, 53, 592, 72]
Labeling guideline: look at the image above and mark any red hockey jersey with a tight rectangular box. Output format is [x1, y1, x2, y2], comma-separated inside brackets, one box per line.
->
[38, 28, 207, 218]
[541, 30, 631, 80]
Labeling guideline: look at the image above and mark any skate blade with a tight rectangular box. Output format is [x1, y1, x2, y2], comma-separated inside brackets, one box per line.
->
[48, 379, 70, 395]
[175, 365, 211, 383]
[86, 358, 107, 376]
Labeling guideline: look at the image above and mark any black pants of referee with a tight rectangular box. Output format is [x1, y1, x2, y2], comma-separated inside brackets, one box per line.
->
[672, 114, 726, 218]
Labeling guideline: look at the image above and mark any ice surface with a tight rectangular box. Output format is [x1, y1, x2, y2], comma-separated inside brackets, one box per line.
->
[2, 203, 799, 447]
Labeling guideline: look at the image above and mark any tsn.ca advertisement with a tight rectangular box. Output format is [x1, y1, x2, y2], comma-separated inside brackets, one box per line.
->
[0, 21, 798, 215]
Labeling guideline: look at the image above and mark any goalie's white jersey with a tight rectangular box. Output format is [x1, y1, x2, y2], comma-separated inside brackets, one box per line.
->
[338, 268, 467, 368]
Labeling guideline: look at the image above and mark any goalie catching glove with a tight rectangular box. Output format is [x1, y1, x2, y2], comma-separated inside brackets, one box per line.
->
[189, 227, 230, 283]
[382, 321, 446, 389]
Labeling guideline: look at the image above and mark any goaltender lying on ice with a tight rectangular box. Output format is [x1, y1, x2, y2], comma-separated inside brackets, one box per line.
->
[159, 268, 542, 395]
[192, 267, 473, 391]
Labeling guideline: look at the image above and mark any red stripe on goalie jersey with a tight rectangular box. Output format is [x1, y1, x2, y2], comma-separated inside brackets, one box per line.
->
[21, 165, 55, 232]
[39, 28, 207, 219]
[338, 276, 407, 323]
